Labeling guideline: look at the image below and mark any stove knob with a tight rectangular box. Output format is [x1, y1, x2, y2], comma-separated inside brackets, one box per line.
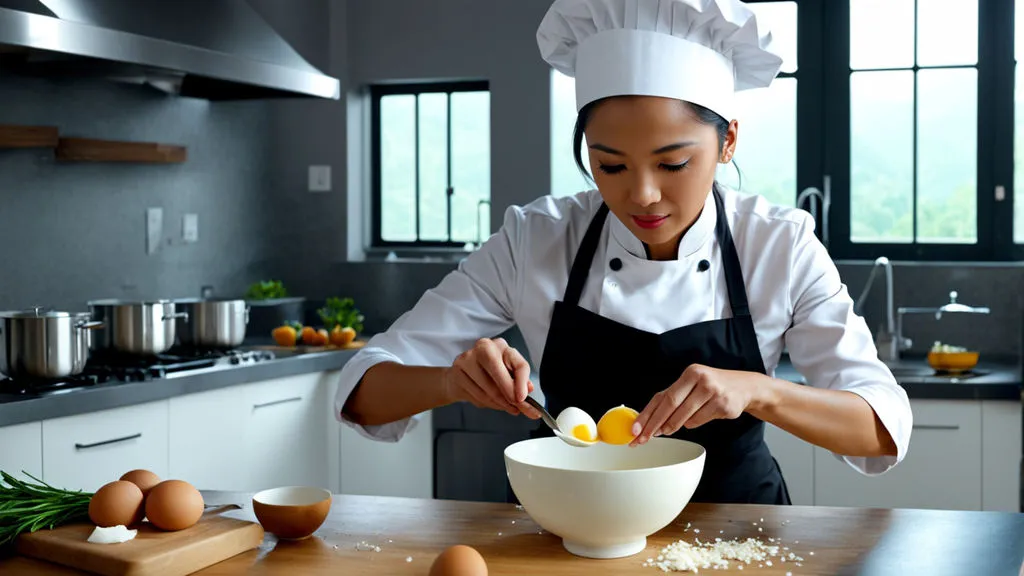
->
[230, 356, 240, 365]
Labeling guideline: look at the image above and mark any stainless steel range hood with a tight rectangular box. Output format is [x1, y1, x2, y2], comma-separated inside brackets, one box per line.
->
[0, 0, 340, 100]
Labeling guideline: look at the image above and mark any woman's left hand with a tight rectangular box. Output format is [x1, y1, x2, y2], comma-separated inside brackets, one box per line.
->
[630, 364, 766, 447]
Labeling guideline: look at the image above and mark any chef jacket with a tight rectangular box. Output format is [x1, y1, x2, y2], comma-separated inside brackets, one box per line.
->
[334, 186, 913, 476]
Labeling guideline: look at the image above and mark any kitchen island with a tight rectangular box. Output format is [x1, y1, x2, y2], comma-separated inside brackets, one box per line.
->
[1, 493, 1022, 575]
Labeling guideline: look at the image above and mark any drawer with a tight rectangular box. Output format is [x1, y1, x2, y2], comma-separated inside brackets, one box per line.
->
[43, 401, 169, 492]
[815, 399, 982, 510]
[0, 422, 42, 481]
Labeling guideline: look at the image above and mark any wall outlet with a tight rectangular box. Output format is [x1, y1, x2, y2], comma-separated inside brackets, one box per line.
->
[182, 213, 199, 243]
[308, 165, 331, 192]
[146, 207, 163, 254]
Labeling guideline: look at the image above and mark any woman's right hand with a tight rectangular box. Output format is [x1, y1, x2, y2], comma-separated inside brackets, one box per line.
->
[443, 338, 542, 419]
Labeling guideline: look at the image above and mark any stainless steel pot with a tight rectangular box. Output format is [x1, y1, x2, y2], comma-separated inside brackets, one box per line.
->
[174, 299, 249, 348]
[87, 300, 187, 355]
[0, 308, 104, 379]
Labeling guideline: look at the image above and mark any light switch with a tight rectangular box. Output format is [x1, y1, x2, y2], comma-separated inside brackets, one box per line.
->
[146, 207, 163, 254]
[183, 213, 198, 243]
[308, 165, 331, 192]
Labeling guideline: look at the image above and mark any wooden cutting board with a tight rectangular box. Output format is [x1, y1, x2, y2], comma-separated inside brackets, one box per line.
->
[15, 509, 264, 576]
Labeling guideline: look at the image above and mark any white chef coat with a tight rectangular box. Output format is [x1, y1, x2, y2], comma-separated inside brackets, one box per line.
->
[334, 186, 912, 476]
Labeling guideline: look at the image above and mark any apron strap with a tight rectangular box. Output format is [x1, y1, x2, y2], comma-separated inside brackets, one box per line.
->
[563, 203, 610, 305]
[712, 185, 753, 318]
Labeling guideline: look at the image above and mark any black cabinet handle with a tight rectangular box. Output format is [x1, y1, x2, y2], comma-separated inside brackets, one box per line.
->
[912, 424, 960, 431]
[75, 433, 142, 450]
[253, 396, 302, 410]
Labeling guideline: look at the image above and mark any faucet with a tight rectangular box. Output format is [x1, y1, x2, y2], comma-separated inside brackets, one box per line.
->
[853, 256, 905, 362]
[797, 175, 831, 249]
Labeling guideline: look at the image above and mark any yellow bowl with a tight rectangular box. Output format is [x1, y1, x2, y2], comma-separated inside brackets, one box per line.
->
[927, 351, 979, 374]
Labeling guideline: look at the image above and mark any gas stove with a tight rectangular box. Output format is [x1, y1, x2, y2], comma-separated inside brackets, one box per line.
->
[0, 346, 277, 396]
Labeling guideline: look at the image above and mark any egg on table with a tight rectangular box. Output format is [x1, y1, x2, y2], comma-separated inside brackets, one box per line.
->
[429, 544, 488, 576]
[555, 406, 598, 443]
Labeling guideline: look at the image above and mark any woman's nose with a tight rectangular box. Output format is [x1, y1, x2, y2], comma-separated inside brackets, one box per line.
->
[629, 170, 661, 207]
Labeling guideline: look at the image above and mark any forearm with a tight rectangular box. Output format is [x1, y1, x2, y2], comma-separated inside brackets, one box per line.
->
[748, 376, 898, 458]
[341, 362, 453, 426]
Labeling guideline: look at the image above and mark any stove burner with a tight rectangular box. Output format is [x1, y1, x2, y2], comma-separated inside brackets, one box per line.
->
[0, 347, 277, 396]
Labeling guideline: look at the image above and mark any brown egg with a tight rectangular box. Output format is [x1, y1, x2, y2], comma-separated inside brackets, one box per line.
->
[89, 481, 145, 528]
[144, 479, 204, 531]
[429, 545, 488, 576]
[120, 469, 161, 499]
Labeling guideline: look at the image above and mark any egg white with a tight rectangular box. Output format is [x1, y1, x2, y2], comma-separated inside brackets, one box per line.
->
[556, 406, 598, 442]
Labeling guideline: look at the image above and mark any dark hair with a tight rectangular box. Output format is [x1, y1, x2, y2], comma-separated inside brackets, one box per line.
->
[571, 98, 730, 182]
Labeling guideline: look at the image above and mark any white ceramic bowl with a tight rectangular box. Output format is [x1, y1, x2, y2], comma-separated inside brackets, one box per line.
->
[504, 436, 705, 559]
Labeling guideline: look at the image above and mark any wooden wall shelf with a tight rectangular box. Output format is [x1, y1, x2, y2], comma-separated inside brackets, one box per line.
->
[55, 138, 187, 164]
[0, 125, 59, 149]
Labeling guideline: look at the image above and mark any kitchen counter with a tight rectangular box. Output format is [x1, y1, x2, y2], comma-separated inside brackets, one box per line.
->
[2, 493, 1022, 575]
[0, 348, 360, 427]
[775, 355, 1022, 401]
[2, 345, 1019, 429]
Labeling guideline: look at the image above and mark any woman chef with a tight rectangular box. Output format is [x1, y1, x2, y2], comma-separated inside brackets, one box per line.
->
[335, 0, 912, 505]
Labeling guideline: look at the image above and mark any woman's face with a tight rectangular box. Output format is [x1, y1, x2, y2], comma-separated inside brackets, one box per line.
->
[585, 96, 738, 260]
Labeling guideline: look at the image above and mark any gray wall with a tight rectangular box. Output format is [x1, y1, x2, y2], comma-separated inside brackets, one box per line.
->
[0, 76, 275, 310]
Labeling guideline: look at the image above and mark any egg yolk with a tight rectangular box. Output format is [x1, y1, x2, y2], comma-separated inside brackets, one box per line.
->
[597, 405, 640, 445]
[571, 424, 595, 442]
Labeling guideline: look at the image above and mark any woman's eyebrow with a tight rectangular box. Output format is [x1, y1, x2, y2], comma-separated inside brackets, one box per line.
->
[588, 141, 698, 155]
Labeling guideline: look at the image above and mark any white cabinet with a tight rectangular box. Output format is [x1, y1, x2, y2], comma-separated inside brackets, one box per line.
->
[764, 423, 814, 505]
[338, 409, 434, 499]
[814, 399, 983, 511]
[169, 386, 248, 491]
[241, 373, 329, 492]
[0, 422, 42, 481]
[42, 401, 169, 493]
[981, 400, 1022, 512]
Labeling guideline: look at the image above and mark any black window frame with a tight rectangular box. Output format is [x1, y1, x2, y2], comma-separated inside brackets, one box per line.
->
[370, 80, 491, 249]
[818, 0, 1019, 262]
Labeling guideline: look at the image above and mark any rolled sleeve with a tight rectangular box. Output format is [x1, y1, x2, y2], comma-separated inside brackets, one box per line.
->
[783, 214, 913, 475]
[333, 205, 526, 442]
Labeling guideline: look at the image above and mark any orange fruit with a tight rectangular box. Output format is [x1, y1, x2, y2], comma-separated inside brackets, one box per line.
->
[271, 325, 297, 347]
[330, 326, 357, 347]
[597, 405, 640, 445]
[300, 326, 316, 344]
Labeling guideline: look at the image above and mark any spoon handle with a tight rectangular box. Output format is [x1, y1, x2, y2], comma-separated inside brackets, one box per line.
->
[523, 395, 559, 432]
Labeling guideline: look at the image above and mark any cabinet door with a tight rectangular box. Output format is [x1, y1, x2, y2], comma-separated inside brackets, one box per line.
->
[0, 422, 42, 481]
[814, 399, 982, 511]
[242, 374, 327, 492]
[339, 409, 433, 499]
[43, 401, 169, 492]
[981, 400, 1022, 512]
[764, 423, 814, 505]
[169, 386, 247, 491]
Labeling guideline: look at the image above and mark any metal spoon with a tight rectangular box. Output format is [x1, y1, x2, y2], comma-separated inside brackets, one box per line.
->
[522, 395, 596, 448]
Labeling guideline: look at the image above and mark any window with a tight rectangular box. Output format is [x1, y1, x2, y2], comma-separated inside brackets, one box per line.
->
[548, 2, 799, 208]
[827, 0, 1018, 261]
[847, 0, 978, 246]
[371, 82, 491, 248]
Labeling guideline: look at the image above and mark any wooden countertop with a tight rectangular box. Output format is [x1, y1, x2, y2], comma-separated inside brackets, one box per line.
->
[2, 493, 1022, 575]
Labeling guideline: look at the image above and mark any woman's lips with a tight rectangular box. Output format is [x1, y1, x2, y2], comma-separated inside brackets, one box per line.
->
[632, 215, 669, 229]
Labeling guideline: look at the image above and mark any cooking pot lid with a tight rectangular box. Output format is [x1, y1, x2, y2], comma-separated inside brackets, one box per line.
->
[0, 307, 76, 319]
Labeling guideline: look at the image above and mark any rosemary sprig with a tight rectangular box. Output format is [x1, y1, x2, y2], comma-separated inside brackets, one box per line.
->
[0, 470, 93, 546]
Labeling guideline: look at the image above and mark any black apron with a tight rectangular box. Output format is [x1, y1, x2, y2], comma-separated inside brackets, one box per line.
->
[533, 186, 791, 505]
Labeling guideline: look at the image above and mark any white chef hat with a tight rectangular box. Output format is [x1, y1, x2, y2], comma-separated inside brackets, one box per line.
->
[537, 0, 784, 121]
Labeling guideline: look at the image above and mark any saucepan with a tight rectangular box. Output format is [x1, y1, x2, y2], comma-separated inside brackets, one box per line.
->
[87, 299, 187, 356]
[0, 308, 104, 379]
[173, 298, 249, 348]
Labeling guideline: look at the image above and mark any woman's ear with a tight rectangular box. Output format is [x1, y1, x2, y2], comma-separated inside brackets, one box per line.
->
[720, 119, 739, 164]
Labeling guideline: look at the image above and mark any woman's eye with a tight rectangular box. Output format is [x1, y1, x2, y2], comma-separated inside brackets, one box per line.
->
[661, 162, 688, 172]
[598, 164, 626, 175]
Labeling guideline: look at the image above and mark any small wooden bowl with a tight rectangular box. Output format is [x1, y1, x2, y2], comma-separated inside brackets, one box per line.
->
[252, 486, 331, 540]
[927, 351, 979, 374]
